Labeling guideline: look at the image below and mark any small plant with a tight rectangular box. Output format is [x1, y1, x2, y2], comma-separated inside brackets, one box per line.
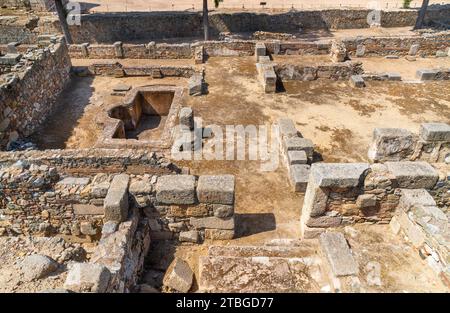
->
[403, 0, 413, 9]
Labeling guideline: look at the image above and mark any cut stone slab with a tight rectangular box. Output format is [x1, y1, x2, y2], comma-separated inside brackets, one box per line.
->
[284, 137, 314, 157]
[199, 255, 317, 292]
[179, 230, 199, 243]
[163, 258, 193, 292]
[387, 72, 401, 81]
[368, 128, 415, 162]
[188, 73, 204, 96]
[104, 174, 129, 222]
[258, 55, 271, 63]
[416, 69, 437, 81]
[385, 161, 439, 189]
[419, 123, 450, 142]
[64, 263, 111, 293]
[277, 118, 298, 138]
[197, 175, 235, 204]
[179, 107, 194, 130]
[204, 229, 235, 240]
[156, 175, 196, 205]
[207, 245, 314, 258]
[21, 254, 58, 282]
[398, 189, 436, 212]
[255, 42, 266, 60]
[310, 163, 369, 188]
[112, 84, 131, 92]
[288, 150, 308, 165]
[289, 164, 310, 192]
[56, 177, 90, 186]
[212, 204, 234, 218]
[190, 216, 235, 230]
[350, 75, 365, 88]
[356, 194, 376, 208]
[319, 232, 358, 277]
[306, 216, 342, 228]
[0, 53, 21, 65]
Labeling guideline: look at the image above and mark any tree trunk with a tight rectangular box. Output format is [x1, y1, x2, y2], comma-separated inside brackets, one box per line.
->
[414, 0, 430, 30]
[55, 0, 73, 44]
[203, 0, 209, 41]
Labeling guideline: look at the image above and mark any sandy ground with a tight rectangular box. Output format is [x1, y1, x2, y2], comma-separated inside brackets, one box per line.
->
[83, 1, 446, 12]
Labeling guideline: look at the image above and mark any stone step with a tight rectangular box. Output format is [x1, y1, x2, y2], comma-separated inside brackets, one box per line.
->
[207, 244, 317, 258]
[199, 255, 323, 292]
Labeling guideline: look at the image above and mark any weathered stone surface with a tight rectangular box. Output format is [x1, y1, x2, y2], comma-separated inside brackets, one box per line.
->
[416, 69, 437, 81]
[329, 40, 347, 63]
[163, 258, 193, 292]
[397, 210, 426, 248]
[104, 174, 129, 222]
[355, 44, 365, 57]
[156, 175, 196, 205]
[179, 230, 199, 243]
[56, 177, 90, 186]
[199, 255, 316, 292]
[101, 221, 118, 237]
[302, 182, 329, 218]
[80, 221, 97, 236]
[306, 216, 342, 228]
[255, 42, 266, 60]
[284, 137, 314, 157]
[212, 204, 234, 218]
[350, 75, 365, 88]
[64, 263, 111, 293]
[289, 164, 310, 192]
[356, 194, 377, 208]
[368, 128, 415, 162]
[288, 150, 308, 165]
[112, 84, 131, 92]
[73, 204, 104, 216]
[204, 229, 235, 240]
[319, 232, 358, 277]
[310, 163, 369, 188]
[277, 118, 298, 138]
[0, 53, 21, 65]
[258, 55, 271, 63]
[197, 175, 235, 204]
[207, 245, 314, 258]
[398, 189, 436, 212]
[179, 107, 194, 130]
[387, 72, 402, 81]
[386, 161, 439, 189]
[419, 123, 450, 142]
[21, 254, 58, 282]
[190, 216, 235, 230]
[188, 73, 204, 96]
[409, 44, 419, 56]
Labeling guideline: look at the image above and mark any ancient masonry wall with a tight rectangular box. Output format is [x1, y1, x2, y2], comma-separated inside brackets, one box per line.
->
[300, 161, 447, 239]
[368, 123, 450, 163]
[65, 8, 450, 43]
[61, 32, 450, 62]
[0, 40, 71, 150]
[0, 0, 64, 11]
[0, 150, 236, 243]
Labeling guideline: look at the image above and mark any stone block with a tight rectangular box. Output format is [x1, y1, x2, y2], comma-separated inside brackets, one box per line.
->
[409, 44, 419, 56]
[398, 189, 436, 212]
[302, 182, 329, 218]
[397, 210, 426, 248]
[355, 44, 365, 57]
[356, 194, 377, 208]
[204, 229, 235, 240]
[113, 41, 124, 58]
[190, 216, 235, 230]
[194, 46, 204, 64]
[258, 55, 271, 63]
[163, 258, 193, 292]
[64, 263, 111, 293]
[21, 254, 58, 282]
[255, 42, 266, 60]
[288, 150, 308, 165]
[387, 72, 401, 81]
[436, 50, 447, 58]
[101, 221, 118, 237]
[306, 216, 342, 228]
[56, 177, 90, 186]
[368, 128, 415, 162]
[284, 137, 314, 158]
[80, 221, 97, 236]
[350, 75, 365, 88]
[103, 174, 129, 222]
[212, 204, 234, 218]
[416, 69, 438, 81]
[277, 118, 298, 139]
[73, 204, 104, 216]
[319, 232, 359, 277]
[289, 164, 310, 192]
[179, 107, 194, 130]
[0, 53, 21, 65]
[419, 123, 450, 142]
[301, 224, 326, 239]
[386, 161, 439, 189]
[179, 230, 199, 243]
[310, 163, 369, 188]
[197, 175, 235, 204]
[188, 73, 204, 96]
[156, 175, 196, 205]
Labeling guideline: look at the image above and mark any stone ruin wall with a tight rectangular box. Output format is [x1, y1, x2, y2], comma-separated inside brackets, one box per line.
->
[0, 39, 71, 150]
[0, 149, 236, 245]
[0, 0, 65, 11]
[66, 8, 450, 44]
